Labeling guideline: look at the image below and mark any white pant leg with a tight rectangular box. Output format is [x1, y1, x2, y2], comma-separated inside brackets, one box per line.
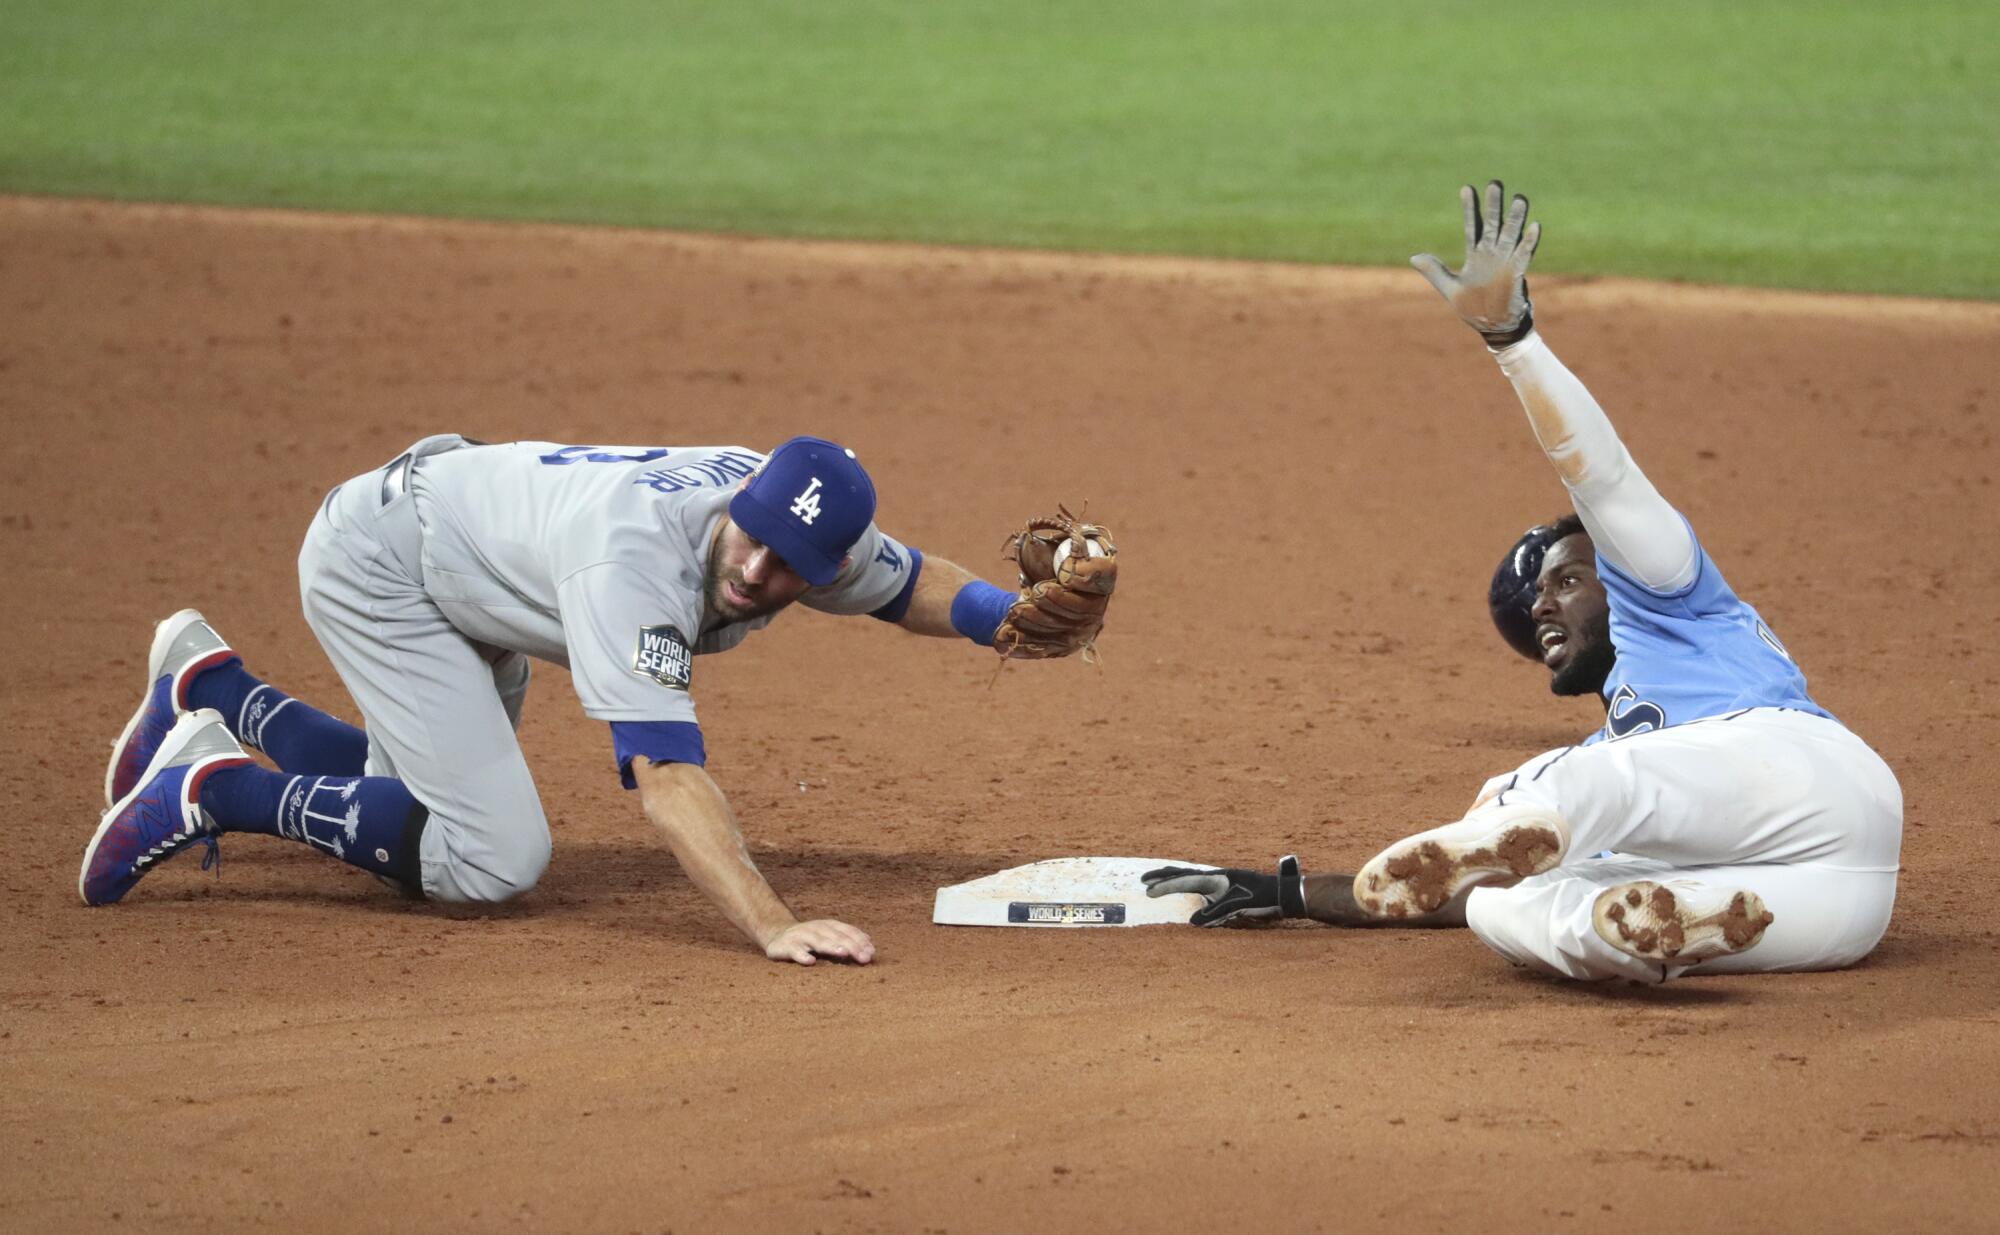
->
[1453, 710, 1901, 982]
[1483, 709, 1903, 871]
[1468, 859, 1899, 983]
[298, 472, 552, 903]
[1467, 856, 1676, 983]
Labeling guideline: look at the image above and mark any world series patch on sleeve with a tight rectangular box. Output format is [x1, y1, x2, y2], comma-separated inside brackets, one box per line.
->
[634, 625, 693, 689]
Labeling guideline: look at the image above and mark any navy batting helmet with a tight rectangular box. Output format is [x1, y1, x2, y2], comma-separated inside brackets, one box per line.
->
[1488, 518, 1582, 660]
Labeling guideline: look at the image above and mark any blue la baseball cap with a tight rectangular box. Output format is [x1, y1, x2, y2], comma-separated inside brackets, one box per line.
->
[727, 436, 877, 587]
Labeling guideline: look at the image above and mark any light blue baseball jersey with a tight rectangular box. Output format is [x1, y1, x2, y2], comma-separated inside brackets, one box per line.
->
[1588, 516, 1833, 744]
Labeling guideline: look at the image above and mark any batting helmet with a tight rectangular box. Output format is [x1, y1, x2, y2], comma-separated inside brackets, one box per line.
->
[1488, 519, 1579, 660]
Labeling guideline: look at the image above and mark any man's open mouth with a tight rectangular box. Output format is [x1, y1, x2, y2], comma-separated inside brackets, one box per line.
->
[1538, 623, 1569, 666]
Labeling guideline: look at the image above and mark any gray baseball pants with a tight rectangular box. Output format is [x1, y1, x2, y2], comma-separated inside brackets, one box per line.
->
[296, 435, 548, 902]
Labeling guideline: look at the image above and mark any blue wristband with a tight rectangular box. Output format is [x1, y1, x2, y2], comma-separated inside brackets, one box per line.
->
[949, 579, 1016, 647]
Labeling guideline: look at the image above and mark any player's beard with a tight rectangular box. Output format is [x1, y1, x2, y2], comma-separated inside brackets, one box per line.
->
[702, 536, 781, 627]
[1550, 614, 1616, 698]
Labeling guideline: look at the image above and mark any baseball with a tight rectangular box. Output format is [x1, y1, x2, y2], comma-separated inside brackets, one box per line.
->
[1052, 538, 1105, 572]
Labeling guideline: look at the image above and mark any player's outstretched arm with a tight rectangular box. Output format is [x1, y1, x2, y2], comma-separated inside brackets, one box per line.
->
[632, 758, 875, 966]
[896, 513, 1117, 661]
[1141, 861, 1468, 928]
[1301, 874, 1470, 929]
[894, 554, 983, 637]
[1412, 180, 1695, 592]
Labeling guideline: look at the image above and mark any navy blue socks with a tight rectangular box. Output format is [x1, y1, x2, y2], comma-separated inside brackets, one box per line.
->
[185, 659, 425, 888]
[185, 659, 369, 776]
[199, 764, 425, 886]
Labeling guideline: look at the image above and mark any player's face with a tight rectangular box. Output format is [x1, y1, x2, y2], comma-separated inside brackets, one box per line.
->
[704, 519, 814, 625]
[1530, 534, 1615, 698]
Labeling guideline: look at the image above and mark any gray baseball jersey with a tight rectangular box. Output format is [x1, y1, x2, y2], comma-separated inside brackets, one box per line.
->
[297, 435, 918, 902]
[410, 440, 916, 727]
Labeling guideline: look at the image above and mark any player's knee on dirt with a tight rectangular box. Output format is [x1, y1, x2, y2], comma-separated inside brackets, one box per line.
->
[419, 812, 553, 904]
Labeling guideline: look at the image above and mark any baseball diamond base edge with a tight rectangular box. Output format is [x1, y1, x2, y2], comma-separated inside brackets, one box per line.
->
[933, 856, 1215, 927]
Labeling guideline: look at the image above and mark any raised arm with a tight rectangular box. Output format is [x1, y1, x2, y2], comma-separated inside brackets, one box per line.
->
[632, 757, 874, 966]
[1412, 181, 1697, 592]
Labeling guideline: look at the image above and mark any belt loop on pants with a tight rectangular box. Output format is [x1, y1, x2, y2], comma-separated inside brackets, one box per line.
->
[380, 452, 415, 505]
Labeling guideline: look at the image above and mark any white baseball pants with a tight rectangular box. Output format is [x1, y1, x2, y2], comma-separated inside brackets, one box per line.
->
[1462, 708, 1903, 983]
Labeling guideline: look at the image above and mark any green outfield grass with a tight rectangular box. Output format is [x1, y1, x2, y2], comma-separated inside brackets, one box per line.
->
[2, 1, 1994, 297]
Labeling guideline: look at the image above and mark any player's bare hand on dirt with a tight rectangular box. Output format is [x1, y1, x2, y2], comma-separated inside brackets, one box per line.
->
[764, 919, 876, 966]
[1142, 857, 1304, 926]
[1411, 180, 1541, 348]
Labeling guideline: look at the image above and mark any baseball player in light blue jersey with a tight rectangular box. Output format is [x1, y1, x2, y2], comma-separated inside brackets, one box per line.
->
[1146, 183, 1902, 983]
[85, 435, 1103, 965]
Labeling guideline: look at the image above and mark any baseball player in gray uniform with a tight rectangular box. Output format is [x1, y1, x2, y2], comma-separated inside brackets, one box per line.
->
[1145, 183, 1903, 983]
[85, 435, 1106, 965]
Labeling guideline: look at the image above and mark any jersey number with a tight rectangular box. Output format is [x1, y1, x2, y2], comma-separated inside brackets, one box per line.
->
[539, 446, 673, 466]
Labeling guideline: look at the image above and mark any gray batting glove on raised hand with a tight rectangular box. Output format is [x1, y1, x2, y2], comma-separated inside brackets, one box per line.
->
[1410, 179, 1541, 349]
[1141, 856, 1306, 926]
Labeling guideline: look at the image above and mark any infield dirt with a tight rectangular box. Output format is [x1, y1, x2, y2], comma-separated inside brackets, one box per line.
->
[3, 195, 1998, 1233]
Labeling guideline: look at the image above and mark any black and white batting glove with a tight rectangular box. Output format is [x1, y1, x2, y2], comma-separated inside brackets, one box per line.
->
[1141, 856, 1308, 927]
[1409, 179, 1541, 349]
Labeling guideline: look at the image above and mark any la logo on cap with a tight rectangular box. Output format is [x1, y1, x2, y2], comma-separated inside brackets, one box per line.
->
[791, 477, 824, 525]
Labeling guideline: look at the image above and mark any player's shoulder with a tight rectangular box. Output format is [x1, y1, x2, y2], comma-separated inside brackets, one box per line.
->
[556, 462, 745, 573]
[1600, 520, 1745, 613]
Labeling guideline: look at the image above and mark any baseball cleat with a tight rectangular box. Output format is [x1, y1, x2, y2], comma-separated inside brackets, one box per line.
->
[1592, 880, 1773, 965]
[82, 708, 251, 906]
[105, 609, 239, 807]
[1353, 802, 1569, 918]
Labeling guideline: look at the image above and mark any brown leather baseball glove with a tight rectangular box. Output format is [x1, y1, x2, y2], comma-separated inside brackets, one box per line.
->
[994, 508, 1118, 661]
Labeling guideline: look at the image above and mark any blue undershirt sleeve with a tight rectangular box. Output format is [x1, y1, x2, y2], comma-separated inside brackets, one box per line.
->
[610, 720, 707, 789]
[869, 547, 924, 623]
